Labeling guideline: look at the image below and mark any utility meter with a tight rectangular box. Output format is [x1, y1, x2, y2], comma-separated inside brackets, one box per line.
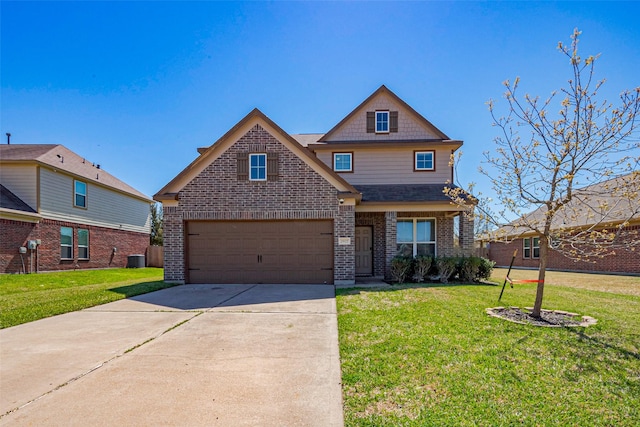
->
[19, 247, 27, 254]
[27, 240, 38, 250]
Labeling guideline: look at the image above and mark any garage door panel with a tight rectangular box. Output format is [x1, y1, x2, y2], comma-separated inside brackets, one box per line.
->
[186, 220, 334, 284]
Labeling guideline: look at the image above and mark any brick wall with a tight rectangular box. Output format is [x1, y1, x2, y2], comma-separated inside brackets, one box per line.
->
[164, 124, 353, 284]
[489, 227, 639, 274]
[0, 218, 149, 274]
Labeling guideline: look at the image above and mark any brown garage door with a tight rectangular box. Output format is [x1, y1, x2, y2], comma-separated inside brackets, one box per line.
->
[186, 220, 334, 284]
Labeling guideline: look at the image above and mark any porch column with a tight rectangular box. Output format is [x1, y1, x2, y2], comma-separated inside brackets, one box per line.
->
[459, 208, 475, 256]
[384, 211, 397, 281]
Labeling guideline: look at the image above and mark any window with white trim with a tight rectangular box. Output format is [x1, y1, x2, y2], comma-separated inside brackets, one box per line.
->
[415, 151, 435, 171]
[61, 226, 73, 259]
[249, 153, 267, 181]
[333, 153, 353, 172]
[375, 111, 389, 133]
[523, 237, 540, 259]
[78, 229, 89, 259]
[74, 180, 87, 208]
[396, 218, 436, 257]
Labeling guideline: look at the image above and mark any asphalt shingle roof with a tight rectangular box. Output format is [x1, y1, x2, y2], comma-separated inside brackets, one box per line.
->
[356, 184, 460, 202]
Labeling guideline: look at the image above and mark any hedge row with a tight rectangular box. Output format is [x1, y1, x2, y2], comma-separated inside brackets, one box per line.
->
[390, 255, 495, 284]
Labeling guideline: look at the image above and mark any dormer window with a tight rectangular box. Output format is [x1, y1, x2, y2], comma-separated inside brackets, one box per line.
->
[367, 111, 398, 133]
[375, 111, 389, 133]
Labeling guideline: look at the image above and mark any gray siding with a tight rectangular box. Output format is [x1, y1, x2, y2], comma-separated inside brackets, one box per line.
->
[0, 164, 38, 210]
[39, 168, 150, 233]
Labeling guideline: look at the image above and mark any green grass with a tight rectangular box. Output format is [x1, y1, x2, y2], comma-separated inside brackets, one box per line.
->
[0, 268, 173, 328]
[337, 281, 640, 426]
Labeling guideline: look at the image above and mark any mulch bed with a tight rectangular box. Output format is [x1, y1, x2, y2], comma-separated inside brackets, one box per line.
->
[486, 306, 598, 327]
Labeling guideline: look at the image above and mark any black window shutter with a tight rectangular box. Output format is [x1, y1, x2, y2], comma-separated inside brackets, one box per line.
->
[237, 152, 249, 180]
[267, 152, 279, 181]
[366, 112, 375, 133]
[390, 111, 399, 133]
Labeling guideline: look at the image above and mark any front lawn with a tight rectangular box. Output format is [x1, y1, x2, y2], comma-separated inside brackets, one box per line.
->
[0, 268, 171, 328]
[337, 280, 640, 426]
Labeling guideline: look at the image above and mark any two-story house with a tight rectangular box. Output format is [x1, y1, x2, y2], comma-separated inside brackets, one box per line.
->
[0, 144, 152, 274]
[155, 85, 473, 285]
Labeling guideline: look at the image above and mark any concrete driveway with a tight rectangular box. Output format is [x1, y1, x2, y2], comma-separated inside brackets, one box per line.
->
[0, 284, 344, 426]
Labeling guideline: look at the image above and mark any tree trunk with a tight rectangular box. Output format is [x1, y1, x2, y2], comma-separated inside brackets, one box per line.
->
[531, 235, 548, 318]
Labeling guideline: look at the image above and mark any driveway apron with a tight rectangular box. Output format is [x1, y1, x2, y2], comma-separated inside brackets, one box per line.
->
[0, 284, 344, 426]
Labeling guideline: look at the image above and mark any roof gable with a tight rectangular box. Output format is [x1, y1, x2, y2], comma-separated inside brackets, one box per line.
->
[154, 109, 359, 200]
[319, 85, 450, 143]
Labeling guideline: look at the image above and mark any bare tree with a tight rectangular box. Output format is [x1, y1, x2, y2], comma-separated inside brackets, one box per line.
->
[448, 29, 640, 317]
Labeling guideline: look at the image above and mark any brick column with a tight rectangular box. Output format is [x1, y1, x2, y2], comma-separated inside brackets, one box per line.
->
[384, 211, 397, 281]
[163, 206, 185, 283]
[459, 209, 475, 256]
[334, 204, 355, 285]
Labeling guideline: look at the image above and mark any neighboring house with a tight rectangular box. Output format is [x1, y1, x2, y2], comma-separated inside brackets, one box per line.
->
[486, 174, 640, 274]
[155, 85, 473, 285]
[0, 144, 152, 274]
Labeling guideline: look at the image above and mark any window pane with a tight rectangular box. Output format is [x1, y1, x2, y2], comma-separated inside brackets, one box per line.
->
[397, 220, 413, 242]
[416, 220, 435, 242]
[376, 111, 388, 132]
[334, 153, 352, 171]
[75, 181, 86, 195]
[416, 243, 435, 257]
[75, 194, 86, 207]
[249, 154, 266, 180]
[396, 243, 413, 257]
[61, 227, 73, 245]
[78, 229, 88, 246]
[416, 152, 433, 170]
[533, 247, 540, 258]
[78, 247, 89, 259]
[61, 246, 72, 259]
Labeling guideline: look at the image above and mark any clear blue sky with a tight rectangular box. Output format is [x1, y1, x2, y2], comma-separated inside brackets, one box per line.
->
[2, 1, 639, 200]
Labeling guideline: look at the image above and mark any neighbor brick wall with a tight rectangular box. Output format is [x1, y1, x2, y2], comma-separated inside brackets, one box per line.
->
[164, 124, 352, 284]
[0, 219, 37, 274]
[489, 226, 640, 274]
[0, 218, 149, 274]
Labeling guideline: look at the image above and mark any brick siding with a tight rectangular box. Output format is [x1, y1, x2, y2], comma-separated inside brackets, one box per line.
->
[164, 124, 353, 284]
[488, 226, 639, 274]
[0, 218, 149, 274]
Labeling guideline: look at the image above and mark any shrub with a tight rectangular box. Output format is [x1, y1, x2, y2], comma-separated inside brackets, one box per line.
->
[477, 257, 496, 280]
[457, 256, 482, 282]
[412, 255, 432, 283]
[431, 256, 458, 283]
[390, 256, 413, 284]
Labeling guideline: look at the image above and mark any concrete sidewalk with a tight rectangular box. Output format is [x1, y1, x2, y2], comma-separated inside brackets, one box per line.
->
[0, 284, 344, 426]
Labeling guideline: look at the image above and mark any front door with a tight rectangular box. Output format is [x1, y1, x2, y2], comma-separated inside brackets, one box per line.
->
[355, 226, 373, 275]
